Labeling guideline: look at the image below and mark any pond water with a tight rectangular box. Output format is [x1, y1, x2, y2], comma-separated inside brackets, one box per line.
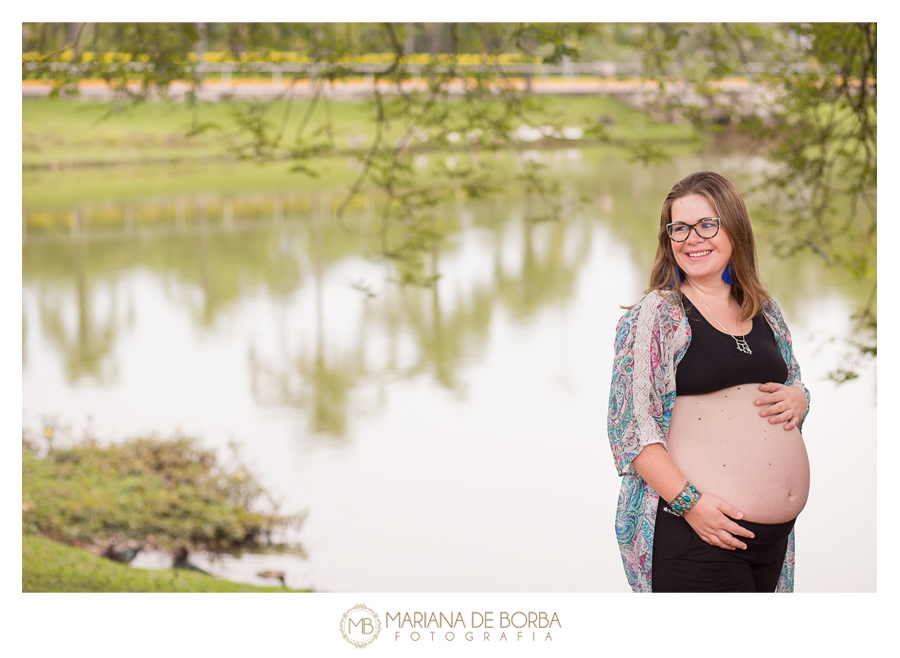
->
[22, 148, 876, 592]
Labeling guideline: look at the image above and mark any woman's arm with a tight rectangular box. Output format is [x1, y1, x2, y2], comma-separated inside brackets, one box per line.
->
[608, 295, 754, 550]
[632, 444, 755, 550]
[759, 299, 811, 431]
[607, 300, 670, 477]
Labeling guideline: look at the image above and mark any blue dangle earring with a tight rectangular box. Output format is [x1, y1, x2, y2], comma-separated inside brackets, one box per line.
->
[669, 268, 686, 286]
[722, 263, 734, 285]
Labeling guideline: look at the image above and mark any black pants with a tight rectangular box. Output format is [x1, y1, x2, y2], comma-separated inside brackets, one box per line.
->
[652, 495, 795, 592]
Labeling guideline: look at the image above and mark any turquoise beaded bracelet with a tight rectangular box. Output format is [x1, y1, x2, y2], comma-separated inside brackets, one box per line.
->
[664, 482, 702, 517]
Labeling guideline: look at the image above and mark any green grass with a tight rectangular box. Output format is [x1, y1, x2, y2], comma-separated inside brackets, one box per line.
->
[22, 94, 696, 169]
[22, 96, 375, 168]
[22, 94, 698, 214]
[22, 156, 362, 211]
[23, 534, 305, 592]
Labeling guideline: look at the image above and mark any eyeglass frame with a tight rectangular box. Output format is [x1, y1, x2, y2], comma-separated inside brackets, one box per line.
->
[665, 217, 722, 242]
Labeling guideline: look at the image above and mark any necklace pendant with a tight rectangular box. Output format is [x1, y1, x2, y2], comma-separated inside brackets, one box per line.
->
[735, 338, 752, 355]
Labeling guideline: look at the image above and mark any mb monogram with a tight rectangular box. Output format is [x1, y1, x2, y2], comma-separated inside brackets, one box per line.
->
[340, 604, 382, 648]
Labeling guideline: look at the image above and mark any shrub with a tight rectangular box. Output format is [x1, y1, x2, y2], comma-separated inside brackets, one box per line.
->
[22, 433, 303, 552]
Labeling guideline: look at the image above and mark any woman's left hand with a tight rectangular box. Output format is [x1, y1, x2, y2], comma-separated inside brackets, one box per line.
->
[755, 383, 808, 431]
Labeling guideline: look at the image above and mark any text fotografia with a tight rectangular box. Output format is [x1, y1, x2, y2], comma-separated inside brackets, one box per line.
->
[386, 611, 561, 642]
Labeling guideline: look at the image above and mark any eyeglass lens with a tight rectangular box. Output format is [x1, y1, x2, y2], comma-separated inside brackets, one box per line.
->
[669, 220, 719, 240]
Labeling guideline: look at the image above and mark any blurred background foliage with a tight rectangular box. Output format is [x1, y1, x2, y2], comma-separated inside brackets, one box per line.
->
[22, 21, 874, 367]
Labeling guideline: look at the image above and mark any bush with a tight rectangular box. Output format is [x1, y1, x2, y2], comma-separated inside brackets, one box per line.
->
[22, 433, 303, 552]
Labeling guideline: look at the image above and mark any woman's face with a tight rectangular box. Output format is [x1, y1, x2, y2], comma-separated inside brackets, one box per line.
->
[670, 194, 734, 285]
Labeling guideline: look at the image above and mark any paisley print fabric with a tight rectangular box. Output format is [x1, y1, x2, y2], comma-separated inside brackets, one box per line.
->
[606, 289, 809, 593]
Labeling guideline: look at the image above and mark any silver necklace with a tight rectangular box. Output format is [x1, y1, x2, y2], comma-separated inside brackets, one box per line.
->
[688, 285, 752, 355]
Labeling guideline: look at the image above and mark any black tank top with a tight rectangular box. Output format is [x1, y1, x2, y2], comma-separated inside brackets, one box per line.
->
[676, 295, 788, 395]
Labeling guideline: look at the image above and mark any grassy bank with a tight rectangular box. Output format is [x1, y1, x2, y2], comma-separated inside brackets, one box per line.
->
[23, 534, 304, 592]
[22, 94, 696, 169]
[22, 433, 306, 592]
[23, 154, 363, 211]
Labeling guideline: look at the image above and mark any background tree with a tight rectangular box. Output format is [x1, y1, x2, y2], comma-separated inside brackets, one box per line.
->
[22, 22, 876, 376]
[23, 23, 668, 284]
[633, 22, 876, 380]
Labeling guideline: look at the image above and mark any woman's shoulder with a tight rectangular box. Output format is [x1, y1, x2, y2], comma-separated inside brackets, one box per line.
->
[613, 288, 688, 354]
[762, 295, 785, 319]
[622, 288, 684, 320]
[761, 296, 794, 335]
[615, 288, 686, 345]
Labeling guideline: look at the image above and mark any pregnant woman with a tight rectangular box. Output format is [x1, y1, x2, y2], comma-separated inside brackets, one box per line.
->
[607, 171, 810, 592]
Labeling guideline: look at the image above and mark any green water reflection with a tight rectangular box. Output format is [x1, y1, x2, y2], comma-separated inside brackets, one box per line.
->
[23, 148, 874, 438]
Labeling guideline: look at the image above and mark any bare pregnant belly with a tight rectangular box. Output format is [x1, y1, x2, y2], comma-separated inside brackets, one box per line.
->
[667, 384, 810, 524]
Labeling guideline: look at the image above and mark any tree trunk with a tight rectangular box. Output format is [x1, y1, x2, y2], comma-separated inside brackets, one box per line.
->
[430, 23, 442, 54]
[195, 23, 206, 84]
[404, 22, 415, 55]
[67, 23, 81, 82]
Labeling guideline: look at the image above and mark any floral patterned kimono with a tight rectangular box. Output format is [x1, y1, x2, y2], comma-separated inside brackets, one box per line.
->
[606, 288, 810, 593]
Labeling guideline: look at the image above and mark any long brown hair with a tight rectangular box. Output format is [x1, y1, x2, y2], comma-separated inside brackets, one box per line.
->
[647, 171, 770, 322]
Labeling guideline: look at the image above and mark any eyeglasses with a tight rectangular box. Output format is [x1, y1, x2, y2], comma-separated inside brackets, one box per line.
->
[666, 217, 721, 242]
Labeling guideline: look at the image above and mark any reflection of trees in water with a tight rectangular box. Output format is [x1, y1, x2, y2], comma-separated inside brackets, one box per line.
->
[376, 256, 494, 392]
[152, 216, 308, 328]
[248, 346, 362, 440]
[495, 199, 593, 321]
[33, 237, 120, 383]
[246, 201, 364, 439]
[22, 172, 654, 436]
[25, 155, 872, 437]
[246, 191, 594, 440]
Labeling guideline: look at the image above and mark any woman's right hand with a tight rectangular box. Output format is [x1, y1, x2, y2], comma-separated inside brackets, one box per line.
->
[683, 494, 755, 550]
